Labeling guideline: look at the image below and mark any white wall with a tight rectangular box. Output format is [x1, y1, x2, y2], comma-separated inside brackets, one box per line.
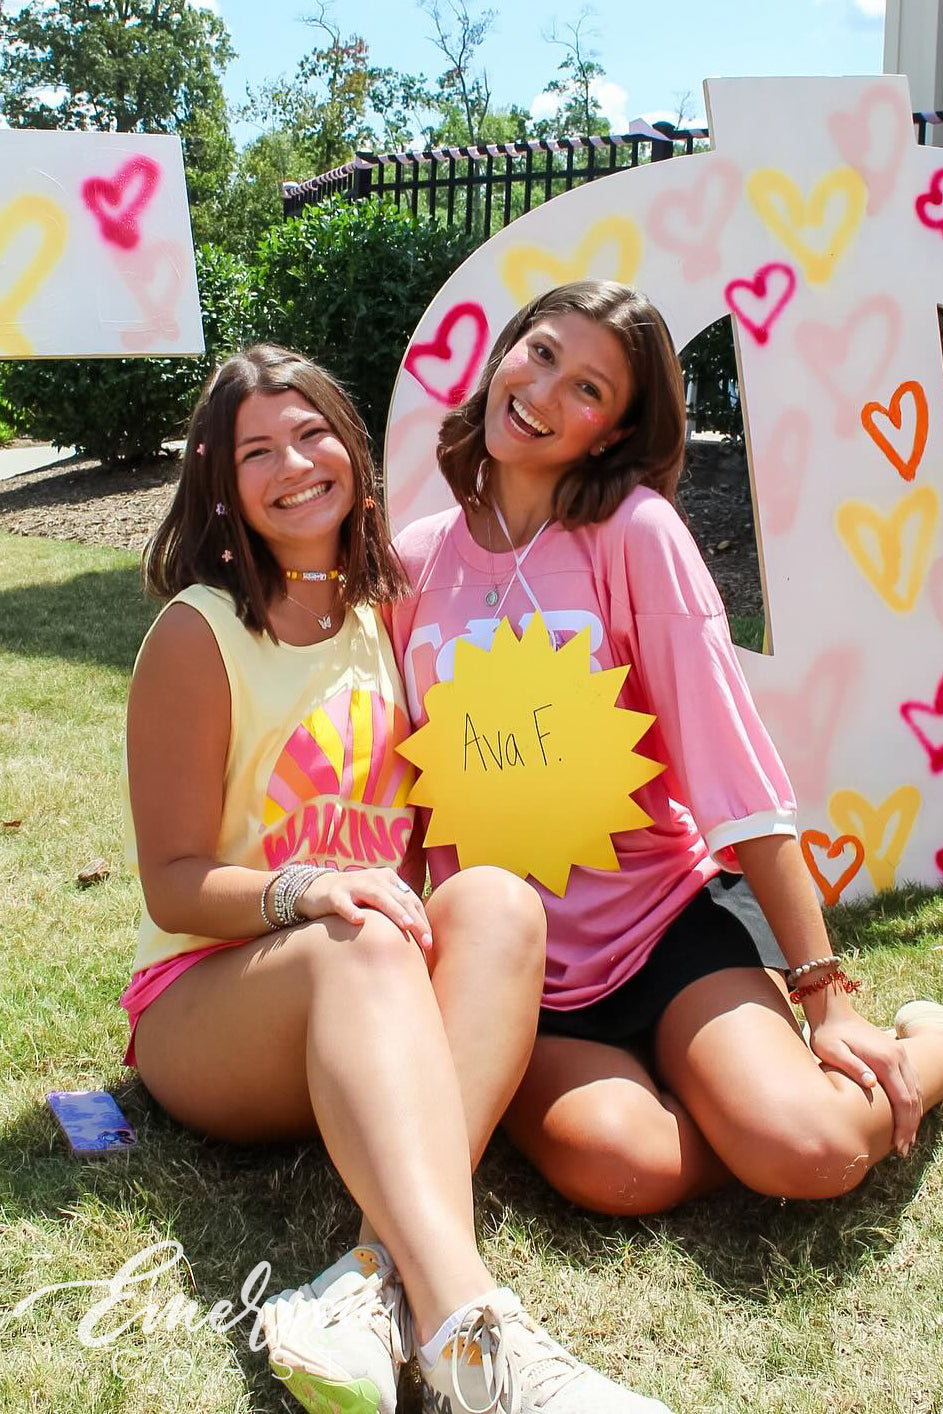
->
[884, 0, 943, 146]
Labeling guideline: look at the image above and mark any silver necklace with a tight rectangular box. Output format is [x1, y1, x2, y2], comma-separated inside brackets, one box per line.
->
[485, 511, 500, 607]
[485, 503, 550, 618]
[285, 591, 336, 632]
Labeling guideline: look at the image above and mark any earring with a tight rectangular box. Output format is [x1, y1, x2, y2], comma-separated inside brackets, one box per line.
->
[594, 443, 607, 456]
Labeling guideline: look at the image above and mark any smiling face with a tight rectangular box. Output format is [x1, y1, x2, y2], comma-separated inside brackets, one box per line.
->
[483, 311, 634, 480]
[234, 389, 355, 567]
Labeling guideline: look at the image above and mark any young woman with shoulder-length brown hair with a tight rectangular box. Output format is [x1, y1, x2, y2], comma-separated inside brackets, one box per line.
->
[144, 343, 409, 637]
[388, 277, 943, 1227]
[437, 281, 687, 526]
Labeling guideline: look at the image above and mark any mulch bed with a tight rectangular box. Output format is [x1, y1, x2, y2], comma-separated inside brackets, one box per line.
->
[0, 439, 764, 618]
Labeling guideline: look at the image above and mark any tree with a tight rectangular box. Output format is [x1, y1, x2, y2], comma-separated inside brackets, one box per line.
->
[0, 0, 235, 240]
[0, 0, 233, 133]
[418, 0, 496, 145]
[536, 7, 610, 136]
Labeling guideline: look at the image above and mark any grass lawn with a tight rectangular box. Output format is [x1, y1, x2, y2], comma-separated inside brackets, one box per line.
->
[1, 528, 942, 1414]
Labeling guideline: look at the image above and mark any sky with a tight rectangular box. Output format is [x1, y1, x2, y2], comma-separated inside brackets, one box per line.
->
[213, 0, 889, 149]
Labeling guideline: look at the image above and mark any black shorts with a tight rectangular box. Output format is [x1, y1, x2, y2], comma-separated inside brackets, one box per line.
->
[537, 872, 786, 1051]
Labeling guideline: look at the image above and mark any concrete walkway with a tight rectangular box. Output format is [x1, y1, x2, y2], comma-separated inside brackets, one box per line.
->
[0, 444, 77, 482]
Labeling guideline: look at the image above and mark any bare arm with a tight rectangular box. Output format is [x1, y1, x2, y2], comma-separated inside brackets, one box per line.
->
[127, 603, 265, 939]
[735, 834, 922, 1152]
[127, 605, 432, 948]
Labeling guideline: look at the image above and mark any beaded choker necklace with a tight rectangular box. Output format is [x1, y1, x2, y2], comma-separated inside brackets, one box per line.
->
[284, 568, 341, 582]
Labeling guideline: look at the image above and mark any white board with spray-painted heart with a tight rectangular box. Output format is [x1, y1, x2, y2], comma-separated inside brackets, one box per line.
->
[0, 129, 202, 357]
[386, 75, 943, 905]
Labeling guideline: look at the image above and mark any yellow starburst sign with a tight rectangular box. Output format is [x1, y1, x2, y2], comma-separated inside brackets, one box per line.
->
[397, 613, 666, 896]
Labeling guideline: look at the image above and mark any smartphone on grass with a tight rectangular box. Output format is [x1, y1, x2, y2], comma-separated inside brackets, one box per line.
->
[47, 1091, 137, 1156]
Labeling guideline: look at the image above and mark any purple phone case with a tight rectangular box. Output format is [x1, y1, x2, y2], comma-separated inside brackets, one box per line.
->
[47, 1091, 137, 1155]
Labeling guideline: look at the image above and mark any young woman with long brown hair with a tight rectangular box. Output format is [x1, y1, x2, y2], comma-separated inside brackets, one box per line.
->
[122, 343, 671, 1414]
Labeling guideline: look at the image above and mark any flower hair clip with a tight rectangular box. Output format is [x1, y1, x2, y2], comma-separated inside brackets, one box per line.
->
[215, 502, 227, 516]
[221, 549, 233, 564]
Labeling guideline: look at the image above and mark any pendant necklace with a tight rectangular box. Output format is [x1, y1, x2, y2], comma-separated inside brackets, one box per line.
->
[485, 512, 499, 606]
[486, 502, 560, 648]
[285, 591, 336, 632]
[485, 503, 549, 619]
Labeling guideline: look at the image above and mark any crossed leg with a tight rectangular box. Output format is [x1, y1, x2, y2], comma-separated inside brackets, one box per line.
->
[504, 968, 943, 1215]
[132, 866, 545, 1342]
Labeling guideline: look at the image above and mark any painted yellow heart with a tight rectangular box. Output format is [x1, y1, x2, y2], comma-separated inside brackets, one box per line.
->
[500, 216, 643, 306]
[834, 485, 939, 614]
[746, 167, 867, 285]
[828, 785, 921, 892]
[0, 195, 68, 356]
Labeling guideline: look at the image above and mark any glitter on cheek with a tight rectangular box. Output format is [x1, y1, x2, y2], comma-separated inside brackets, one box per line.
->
[499, 344, 530, 376]
[575, 403, 610, 428]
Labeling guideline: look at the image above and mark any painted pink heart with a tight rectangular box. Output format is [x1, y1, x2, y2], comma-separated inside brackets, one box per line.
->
[828, 84, 910, 215]
[385, 403, 451, 535]
[794, 295, 902, 439]
[118, 239, 183, 350]
[900, 674, 943, 774]
[757, 409, 812, 537]
[724, 263, 796, 346]
[647, 159, 741, 281]
[915, 168, 943, 232]
[929, 558, 943, 630]
[82, 156, 161, 251]
[752, 647, 862, 807]
[404, 302, 489, 407]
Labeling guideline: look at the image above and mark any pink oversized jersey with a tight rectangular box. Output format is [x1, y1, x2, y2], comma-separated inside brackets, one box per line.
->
[389, 485, 797, 1011]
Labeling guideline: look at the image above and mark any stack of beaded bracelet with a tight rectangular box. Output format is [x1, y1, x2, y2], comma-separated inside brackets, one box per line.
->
[786, 954, 863, 1004]
[261, 863, 328, 931]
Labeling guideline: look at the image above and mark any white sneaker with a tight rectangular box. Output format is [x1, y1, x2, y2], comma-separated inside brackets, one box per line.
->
[260, 1242, 411, 1414]
[895, 999, 943, 1038]
[420, 1288, 673, 1413]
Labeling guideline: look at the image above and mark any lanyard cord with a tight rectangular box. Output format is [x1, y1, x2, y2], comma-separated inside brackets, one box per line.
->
[491, 503, 550, 622]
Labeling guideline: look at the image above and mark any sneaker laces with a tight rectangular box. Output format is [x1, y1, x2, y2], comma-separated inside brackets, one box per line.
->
[276, 1265, 412, 1369]
[449, 1295, 582, 1414]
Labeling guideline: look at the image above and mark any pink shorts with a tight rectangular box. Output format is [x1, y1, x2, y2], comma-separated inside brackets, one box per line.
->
[119, 937, 250, 1068]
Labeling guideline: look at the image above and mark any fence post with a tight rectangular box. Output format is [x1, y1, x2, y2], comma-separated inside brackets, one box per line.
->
[352, 155, 375, 201]
[651, 121, 678, 161]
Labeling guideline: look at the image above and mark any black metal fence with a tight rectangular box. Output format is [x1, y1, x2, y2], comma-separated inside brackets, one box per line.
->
[283, 111, 943, 237]
[282, 121, 703, 231]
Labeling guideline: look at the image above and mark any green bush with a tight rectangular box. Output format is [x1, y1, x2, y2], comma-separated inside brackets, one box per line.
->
[0, 245, 253, 466]
[251, 198, 479, 447]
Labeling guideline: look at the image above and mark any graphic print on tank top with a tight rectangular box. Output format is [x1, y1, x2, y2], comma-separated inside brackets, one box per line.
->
[261, 688, 415, 872]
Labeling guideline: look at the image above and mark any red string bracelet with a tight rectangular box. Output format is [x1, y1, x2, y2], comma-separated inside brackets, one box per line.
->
[790, 969, 861, 1005]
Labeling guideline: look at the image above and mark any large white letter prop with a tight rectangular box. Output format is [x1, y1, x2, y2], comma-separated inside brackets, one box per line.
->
[385, 77, 943, 905]
[0, 130, 202, 357]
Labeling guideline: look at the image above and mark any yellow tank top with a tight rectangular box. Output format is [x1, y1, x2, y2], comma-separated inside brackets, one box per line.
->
[123, 584, 416, 973]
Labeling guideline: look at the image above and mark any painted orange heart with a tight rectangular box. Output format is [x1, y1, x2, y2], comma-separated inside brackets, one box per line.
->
[800, 829, 865, 906]
[860, 380, 928, 482]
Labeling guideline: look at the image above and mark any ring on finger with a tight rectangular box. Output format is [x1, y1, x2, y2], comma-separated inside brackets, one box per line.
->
[395, 878, 412, 894]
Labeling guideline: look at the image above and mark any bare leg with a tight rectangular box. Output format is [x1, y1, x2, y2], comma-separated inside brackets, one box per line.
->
[358, 867, 546, 1251]
[654, 968, 943, 1199]
[133, 913, 494, 1342]
[503, 1034, 730, 1216]
[425, 867, 546, 1166]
